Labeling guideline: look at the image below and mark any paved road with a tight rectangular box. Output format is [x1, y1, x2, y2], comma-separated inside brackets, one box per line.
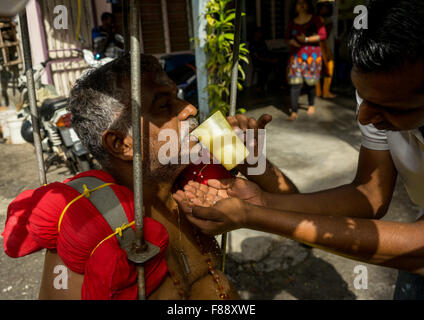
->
[0, 92, 420, 299]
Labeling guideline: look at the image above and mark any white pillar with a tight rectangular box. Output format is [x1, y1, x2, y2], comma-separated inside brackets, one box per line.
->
[191, 0, 209, 121]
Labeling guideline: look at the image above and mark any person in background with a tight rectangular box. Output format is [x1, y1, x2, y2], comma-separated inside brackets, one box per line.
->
[92, 12, 124, 59]
[249, 28, 278, 96]
[315, 0, 337, 99]
[285, 0, 327, 120]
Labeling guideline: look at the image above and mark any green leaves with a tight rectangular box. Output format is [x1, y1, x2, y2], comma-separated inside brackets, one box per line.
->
[204, 0, 249, 116]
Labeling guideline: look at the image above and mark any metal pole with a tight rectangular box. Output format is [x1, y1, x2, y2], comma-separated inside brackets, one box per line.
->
[160, 0, 171, 54]
[191, 0, 209, 121]
[130, 0, 147, 300]
[222, 0, 242, 272]
[228, 0, 242, 116]
[19, 10, 47, 187]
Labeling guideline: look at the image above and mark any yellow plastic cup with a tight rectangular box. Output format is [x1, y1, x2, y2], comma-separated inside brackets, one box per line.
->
[190, 111, 249, 170]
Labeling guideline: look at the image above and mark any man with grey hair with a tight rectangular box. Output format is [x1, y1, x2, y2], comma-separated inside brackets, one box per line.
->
[35, 54, 240, 299]
[4, 51, 296, 299]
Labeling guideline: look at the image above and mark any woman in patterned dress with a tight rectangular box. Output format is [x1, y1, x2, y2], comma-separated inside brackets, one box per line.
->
[285, 0, 327, 120]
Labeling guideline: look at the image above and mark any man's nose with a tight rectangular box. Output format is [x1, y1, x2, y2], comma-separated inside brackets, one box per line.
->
[177, 102, 198, 121]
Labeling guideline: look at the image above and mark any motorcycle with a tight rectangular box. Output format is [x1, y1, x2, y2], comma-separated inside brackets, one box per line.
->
[17, 49, 100, 174]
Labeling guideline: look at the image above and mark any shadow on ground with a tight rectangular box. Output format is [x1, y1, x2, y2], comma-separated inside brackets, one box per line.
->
[225, 236, 356, 300]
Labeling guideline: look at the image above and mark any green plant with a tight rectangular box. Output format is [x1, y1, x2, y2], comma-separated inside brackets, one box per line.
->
[204, 0, 249, 115]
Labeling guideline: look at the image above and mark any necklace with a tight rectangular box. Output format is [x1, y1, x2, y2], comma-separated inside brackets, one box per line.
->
[168, 205, 229, 300]
[175, 205, 191, 275]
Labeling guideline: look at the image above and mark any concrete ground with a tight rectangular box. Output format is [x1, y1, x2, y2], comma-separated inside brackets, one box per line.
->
[0, 89, 420, 300]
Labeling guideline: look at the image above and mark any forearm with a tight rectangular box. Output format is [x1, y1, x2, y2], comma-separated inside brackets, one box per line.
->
[305, 35, 321, 43]
[239, 159, 298, 194]
[261, 148, 397, 219]
[244, 205, 424, 275]
[263, 183, 383, 218]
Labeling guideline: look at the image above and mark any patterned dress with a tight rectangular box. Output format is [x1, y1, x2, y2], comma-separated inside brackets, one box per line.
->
[286, 16, 327, 86]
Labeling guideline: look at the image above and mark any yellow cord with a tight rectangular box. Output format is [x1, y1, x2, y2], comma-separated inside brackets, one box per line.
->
[57, 182, 114, 232]
[56, 180, 134, 257]
[90, 221, 135, 256]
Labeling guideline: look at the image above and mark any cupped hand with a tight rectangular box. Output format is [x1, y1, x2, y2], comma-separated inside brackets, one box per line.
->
[206, 178, 267, 206]
[174, 196, 249, 235]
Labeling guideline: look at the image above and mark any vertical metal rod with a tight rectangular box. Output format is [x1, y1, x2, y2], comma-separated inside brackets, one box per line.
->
[222, 0, 243, 272]
[123, 0, 130, 53]
[130, 0, 146, 300]
[160, 0, 171, 54]
[185, 0, 194, 50]
[220, 233, 228, 272]
[19, 10, 47, 187]
[228, 0, 242, 116]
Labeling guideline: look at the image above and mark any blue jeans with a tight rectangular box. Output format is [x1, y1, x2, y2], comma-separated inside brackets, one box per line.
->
[393, 270, 424, 300]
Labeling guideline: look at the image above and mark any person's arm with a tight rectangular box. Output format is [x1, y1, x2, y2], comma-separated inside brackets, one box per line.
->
[285, 21, 301, 48]
[239, 158, 298, 194]
[191, 147, 397, 219]
[296, 16, 327, 44]
[187, 197, 424, 275]
[262, 147, 397, 219]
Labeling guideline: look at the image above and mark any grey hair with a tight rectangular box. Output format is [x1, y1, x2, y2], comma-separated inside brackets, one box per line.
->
[67, 53, 162, 169]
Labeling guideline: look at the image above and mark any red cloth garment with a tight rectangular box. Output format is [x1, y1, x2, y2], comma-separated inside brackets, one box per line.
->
[2, 189, 42, 257]
[2, 170, 169, 299]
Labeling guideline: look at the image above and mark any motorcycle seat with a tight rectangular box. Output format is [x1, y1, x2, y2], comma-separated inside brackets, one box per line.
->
[40, 97, 68, 121]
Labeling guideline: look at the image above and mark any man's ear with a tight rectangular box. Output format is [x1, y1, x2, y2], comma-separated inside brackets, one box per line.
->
[102, 130, 133, 161]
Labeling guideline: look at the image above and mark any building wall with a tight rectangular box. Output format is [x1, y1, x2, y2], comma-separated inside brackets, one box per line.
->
[38, 0, 93, 96]
[137, 0, 191, 54]
[17, 0, 192, 100]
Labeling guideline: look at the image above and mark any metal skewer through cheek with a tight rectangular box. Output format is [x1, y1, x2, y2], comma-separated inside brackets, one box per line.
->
[221, 0, 242, 272]
[125, 0, 160, 300]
